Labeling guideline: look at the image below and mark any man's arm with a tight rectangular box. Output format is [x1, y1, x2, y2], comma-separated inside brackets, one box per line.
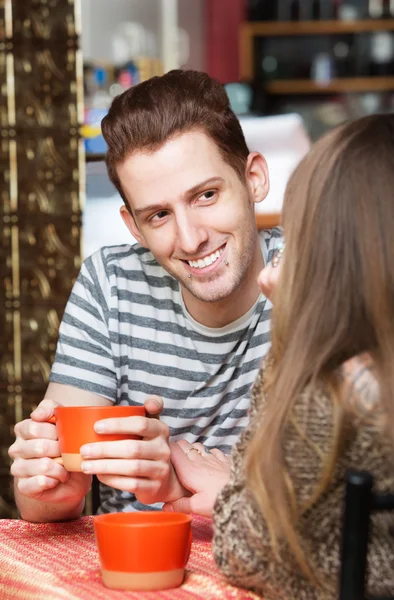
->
[10, 383, 110, 523]
[44, 382, 112, 406]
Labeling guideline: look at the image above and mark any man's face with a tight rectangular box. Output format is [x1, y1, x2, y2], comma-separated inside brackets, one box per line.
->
[118, 130, 266, 304]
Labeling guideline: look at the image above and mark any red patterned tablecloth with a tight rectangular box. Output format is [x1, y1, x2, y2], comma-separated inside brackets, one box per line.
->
[0, 515, 261, 599]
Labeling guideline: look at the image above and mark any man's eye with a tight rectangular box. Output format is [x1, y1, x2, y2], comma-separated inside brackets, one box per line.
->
[151, 210, 169, 222]
[200, 190, 216, 201]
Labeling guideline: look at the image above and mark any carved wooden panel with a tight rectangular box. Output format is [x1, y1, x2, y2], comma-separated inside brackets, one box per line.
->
[0, 0, 84, 517]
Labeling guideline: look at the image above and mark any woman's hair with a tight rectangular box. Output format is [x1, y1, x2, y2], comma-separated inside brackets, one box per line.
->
[246, 114, 394, 582]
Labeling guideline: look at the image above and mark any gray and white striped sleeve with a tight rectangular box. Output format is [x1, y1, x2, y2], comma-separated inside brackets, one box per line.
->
[49, 252, 117, 401]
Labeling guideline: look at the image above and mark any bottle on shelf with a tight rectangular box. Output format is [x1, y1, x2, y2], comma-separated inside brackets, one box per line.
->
[247, 0, 276, 21]
[319, 0, 335, 19]
[277, 0, 300, 21]
[310, 51, 335, 83]
[83, 66, 111, 155]
[90, 67, 112, 110]
[332, 0, 342, 19]
[312, 0, 321, 19]
[369, 31, 394, 74]
[383, 0, 394, 17]
[290, 0, 301, 20]
[332, 40, 352, 76]
[338, 1, 367, 20]
[353, 33, 371, 75]
[368, 0, 384, 18]
[296, 0, 320, 20]
[261, 55, 280, 81]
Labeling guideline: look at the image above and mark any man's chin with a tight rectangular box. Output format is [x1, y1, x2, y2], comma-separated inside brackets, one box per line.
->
[184, 280, 235, 304]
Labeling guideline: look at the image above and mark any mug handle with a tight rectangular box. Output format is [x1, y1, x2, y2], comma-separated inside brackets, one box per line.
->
[46, 415, 64, 466]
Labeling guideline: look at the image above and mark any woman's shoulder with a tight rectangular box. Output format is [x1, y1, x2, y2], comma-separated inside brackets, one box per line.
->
[337, 353, 381, 422]
[249, 354, 273, 419]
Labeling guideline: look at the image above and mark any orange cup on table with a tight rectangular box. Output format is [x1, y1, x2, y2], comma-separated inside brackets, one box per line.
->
[93, 512, 193, 591]
[48, 405, 146, 472]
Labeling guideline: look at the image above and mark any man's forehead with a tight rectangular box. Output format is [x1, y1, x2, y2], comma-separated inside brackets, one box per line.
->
[117, 131, 232, 204]
[121, 129, 224, 176]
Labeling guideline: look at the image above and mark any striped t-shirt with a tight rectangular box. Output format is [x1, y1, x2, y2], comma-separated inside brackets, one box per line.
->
[49, 228, 282, 512]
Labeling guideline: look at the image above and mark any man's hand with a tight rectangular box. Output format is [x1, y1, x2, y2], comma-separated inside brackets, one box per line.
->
[79, 396, 185, 505]
[9, 399, 91, 506]
[162, 440, 230, 517]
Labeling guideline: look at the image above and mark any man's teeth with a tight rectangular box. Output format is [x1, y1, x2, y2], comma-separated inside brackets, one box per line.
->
[188, 248, 223, 269]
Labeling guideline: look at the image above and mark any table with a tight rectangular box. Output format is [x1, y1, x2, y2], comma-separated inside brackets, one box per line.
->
[0, 515, 261, 599]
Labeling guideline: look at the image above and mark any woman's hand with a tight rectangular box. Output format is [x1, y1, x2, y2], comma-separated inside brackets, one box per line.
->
[162, 440, 230, 517]
[258, 241, 285, 302]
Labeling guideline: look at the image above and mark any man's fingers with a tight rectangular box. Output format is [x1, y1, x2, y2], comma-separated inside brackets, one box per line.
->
[11, 458, 70, 483]
[94, 415, 169, 440]
[80, 438, 170, 461]
[81, 458, 170, 480]
[16, 475, 60, 498]
[8, 438, 60, 460]
[30, 399, 59, 421]
[144, 395, 164, 418]
[14, 419, 58, 442]
[96, 474, 162, 495]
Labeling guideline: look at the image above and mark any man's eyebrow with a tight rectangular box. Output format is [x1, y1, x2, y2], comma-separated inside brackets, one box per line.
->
[133, 177, 224, 218]
[185, 176, 224, 198]
[134, 202, 172, 218]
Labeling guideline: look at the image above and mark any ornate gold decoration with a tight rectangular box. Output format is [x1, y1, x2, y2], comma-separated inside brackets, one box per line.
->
[0, 0, 84, 517]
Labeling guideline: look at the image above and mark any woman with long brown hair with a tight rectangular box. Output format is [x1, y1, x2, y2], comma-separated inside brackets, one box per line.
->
[164, 114, 394, 598]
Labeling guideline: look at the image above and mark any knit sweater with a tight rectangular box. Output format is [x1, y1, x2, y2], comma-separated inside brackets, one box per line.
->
[212, 356, 394, 599]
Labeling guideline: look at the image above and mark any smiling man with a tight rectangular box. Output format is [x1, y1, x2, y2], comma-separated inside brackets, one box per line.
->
[9, 70, 281, 521]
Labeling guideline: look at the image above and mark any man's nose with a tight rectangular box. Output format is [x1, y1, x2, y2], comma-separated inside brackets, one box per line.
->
[176, 215, 209, 256]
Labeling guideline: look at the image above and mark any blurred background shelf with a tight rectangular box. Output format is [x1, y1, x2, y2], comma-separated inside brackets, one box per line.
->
[265, 76, 394, 94]
[241, 18, 394, 38]
[240, 6, 394, 138]
[240, 18, 394, 81]
[255, 212, 281, 230]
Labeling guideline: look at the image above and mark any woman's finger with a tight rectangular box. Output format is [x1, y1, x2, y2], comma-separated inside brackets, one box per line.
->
[208, 448, 229, 463]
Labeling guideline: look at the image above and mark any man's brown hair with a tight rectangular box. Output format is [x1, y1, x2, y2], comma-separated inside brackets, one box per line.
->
[101, 69, 249, 205]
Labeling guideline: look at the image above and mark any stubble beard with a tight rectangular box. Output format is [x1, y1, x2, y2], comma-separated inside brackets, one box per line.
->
[181, 219, 259, 304]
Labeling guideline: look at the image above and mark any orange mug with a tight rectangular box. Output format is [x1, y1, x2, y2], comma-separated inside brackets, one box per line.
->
[48, 405, 146, 472]
[93, 511, 193, 591]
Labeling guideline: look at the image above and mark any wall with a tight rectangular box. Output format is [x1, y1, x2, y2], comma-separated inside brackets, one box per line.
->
[178, 0, 205, 71]
[81, 0, 205, 71]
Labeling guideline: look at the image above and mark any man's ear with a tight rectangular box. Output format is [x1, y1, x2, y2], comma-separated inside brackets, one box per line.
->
[244, 152, 270, 207]
[120, 205, 148, 247]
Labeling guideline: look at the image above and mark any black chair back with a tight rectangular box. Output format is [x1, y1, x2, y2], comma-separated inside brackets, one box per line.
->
[92, 475, 101, 514]
[339, 469, 394, 600]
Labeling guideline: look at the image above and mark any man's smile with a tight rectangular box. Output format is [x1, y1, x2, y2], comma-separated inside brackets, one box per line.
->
[180, 244, 227, 276]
